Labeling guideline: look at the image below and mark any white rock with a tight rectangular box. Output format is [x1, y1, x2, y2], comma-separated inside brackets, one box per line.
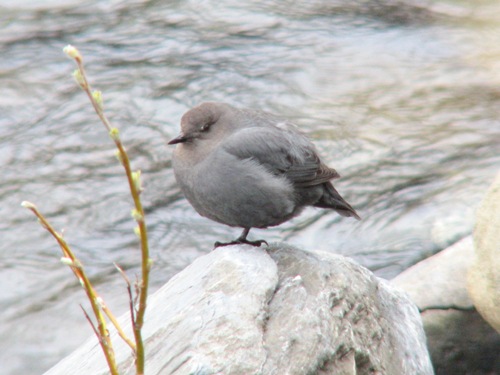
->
[45, 244, 433, 375]
[468, 172, 500, 333]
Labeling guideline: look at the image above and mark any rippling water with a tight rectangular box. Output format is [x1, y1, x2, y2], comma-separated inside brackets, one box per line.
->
[1, 1, 499, 373]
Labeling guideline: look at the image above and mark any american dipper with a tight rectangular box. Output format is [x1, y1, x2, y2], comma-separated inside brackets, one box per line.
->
[169, 102, 360, 248]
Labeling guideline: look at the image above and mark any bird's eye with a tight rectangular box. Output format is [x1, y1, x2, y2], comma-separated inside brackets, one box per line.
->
[200, 121, 212, 132]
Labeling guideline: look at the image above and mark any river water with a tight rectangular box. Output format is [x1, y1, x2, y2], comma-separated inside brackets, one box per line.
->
[1, 1, 499, 373]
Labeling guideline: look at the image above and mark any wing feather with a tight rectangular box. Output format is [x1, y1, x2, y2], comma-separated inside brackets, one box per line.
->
[221, 127, 340, 188]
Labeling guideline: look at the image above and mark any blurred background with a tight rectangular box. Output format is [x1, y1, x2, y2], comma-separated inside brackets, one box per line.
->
[1, 0, 499, 373]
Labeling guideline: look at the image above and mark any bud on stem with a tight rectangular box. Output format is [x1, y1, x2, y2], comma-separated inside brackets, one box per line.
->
[72, 69, 86, 89]
[131, 209, 144, 222]
[132, 170, 143, 193]
[109, 127, 120, 141]
[92, 90, 103, 111]
[63, 45, 83, 61]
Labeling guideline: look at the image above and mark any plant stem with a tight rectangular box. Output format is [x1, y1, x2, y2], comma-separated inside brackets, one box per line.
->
[22, 202, 120, 375]
[67, 46, 151, 374]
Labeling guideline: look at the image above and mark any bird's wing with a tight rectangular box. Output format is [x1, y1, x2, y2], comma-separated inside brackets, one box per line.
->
[221, 127, 340, 187]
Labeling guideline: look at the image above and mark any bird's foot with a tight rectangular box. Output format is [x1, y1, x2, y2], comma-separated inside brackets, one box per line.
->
[214, 238, 268, 249]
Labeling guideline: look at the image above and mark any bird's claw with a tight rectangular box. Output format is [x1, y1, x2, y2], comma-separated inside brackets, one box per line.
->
[214, 239, 268, 249]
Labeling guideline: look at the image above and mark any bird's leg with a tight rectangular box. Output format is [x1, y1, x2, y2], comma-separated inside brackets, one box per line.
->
[235, 228, 269, 247]
[214, 228, 268, 249]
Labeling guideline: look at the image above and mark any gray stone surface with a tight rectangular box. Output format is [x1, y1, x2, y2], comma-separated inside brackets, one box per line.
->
[423, 309, 500, 375]
[468, 172, 500, 333]
[263, 247, 432, 375]
[393, 236, 475, 311]
[46, 244, 433, 375]
[392, 235, 500, 374]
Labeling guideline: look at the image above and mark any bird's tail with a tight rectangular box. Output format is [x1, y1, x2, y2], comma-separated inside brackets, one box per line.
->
[314, 182, 361, 220]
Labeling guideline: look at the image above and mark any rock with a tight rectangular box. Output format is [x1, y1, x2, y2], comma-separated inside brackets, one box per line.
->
[422, 309, 500, 375]
[393, 236, 475, 311]
[263, 246, 433, 375]
[45, 244, 433, 375]
[468, 172, 500, 333]
[392, 236, 500, 374]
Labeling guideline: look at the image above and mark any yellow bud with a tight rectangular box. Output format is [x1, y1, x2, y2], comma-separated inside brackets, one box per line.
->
[134, 226, 141, 237]
[72, 69, 86, 89]
[114, 150, 124, 165]
[21, 201, 36, 210]
[61, 257, 83, 269]
[109, 127, 120, 141]
[60, 257, 74, 266]
[132, 170, 143, 193]
[92, 90, 103, 110]
[96, 296, 105, 308]
[63, 45, 82, 61]
[131, 209, 144, 222]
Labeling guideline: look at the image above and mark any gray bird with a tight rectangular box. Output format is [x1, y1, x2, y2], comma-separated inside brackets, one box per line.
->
[169, 102, 360, 248]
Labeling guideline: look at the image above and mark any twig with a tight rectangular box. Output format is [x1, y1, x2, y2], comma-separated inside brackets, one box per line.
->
[64, 45, 151, 374]
[22, 201, 119, 375]
[81, 304, 101, 344]
[101, 298, 137, 351]
[115, 262, 137, 357]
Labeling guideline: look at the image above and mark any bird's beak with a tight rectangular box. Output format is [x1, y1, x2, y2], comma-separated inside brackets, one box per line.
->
[168, 132, 188, 145]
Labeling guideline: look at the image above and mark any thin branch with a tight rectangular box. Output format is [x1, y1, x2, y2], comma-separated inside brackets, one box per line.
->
[81, 304, 101, 343]
[101, 298, 137, 351]
[115, 262, 137, 355]
[22, 201, 119, 375]
[64, 44, 151, 374]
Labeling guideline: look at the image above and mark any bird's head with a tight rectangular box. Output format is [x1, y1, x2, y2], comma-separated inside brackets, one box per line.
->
[168, 102, 229, 145]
